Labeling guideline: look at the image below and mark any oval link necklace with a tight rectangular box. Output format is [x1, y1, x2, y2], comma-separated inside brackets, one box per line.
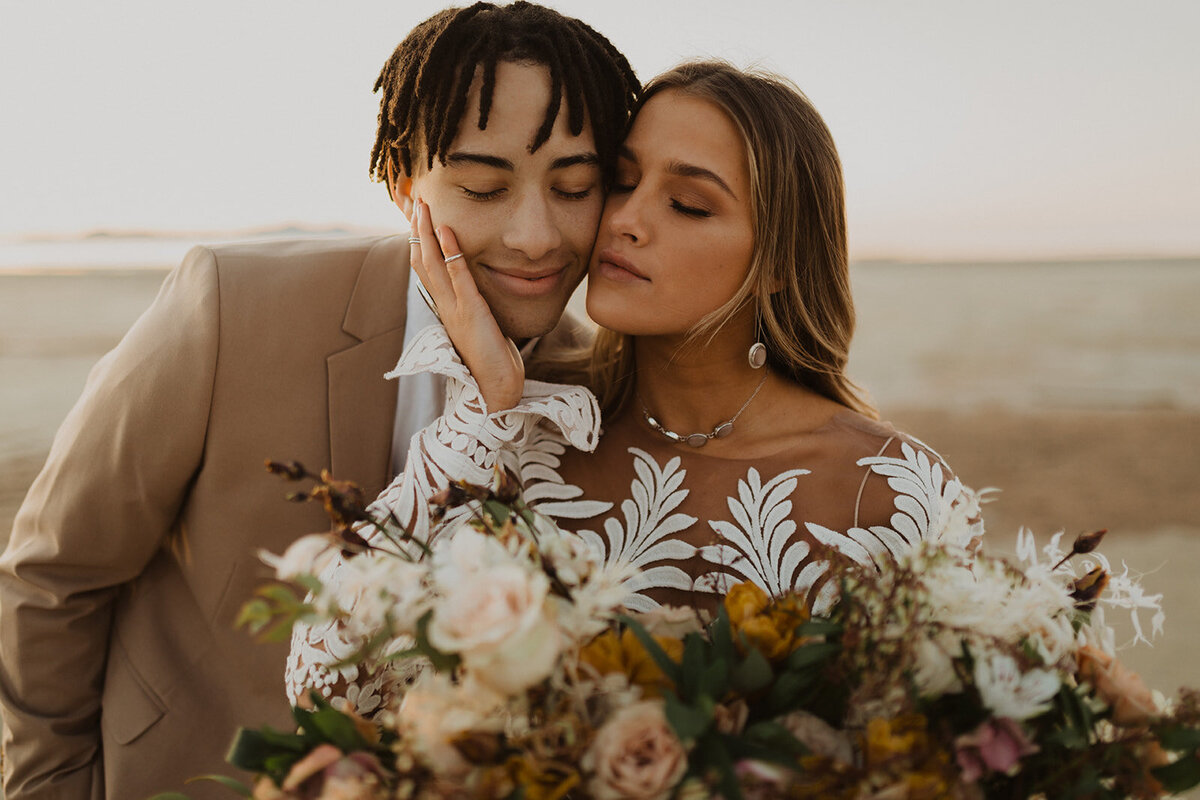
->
[639, 372, 768, 447]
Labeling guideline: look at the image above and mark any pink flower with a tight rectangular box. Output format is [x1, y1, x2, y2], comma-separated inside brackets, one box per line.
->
[270, 743, 388, 799]
[584, 701, 688, 800]
[954, 717, 1039, 782]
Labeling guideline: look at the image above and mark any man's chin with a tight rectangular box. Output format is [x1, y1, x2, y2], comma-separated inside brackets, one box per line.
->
[494, 307, 565, 343]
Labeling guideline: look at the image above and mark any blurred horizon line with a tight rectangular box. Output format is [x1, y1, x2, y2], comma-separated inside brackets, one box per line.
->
[1, 224, 1198, 273]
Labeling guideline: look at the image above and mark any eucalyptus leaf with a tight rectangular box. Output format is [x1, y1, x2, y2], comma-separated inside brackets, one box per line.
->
[619, 615, 682, 685]
[664, 692, 713, 742]
[786, 641, 839, 672]
[729, 648, 773, 694]
[1153, 753, 1200, 793]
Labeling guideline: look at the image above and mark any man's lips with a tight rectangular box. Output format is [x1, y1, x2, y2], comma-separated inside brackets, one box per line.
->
[595, 249, 648, 281]
[480, 263, 567, 296]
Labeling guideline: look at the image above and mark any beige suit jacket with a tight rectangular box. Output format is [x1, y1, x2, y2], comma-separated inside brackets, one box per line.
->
[0, 235, 482, 798]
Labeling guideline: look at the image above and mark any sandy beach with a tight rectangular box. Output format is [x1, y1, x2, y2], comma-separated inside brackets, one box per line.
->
[2, 256, 1199, 789]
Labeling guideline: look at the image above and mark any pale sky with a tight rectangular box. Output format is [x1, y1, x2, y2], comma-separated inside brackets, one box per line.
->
[1, 0, 1197, 259]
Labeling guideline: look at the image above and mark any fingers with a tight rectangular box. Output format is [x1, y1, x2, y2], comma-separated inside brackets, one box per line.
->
[411, 201, 453, 304]
[433, 224, 482, 304]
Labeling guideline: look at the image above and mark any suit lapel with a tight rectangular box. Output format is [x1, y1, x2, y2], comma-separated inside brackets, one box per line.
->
[327, 236, 410, 499]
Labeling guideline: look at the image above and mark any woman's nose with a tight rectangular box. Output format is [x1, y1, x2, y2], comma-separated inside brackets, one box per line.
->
[604, 190, 646, 244]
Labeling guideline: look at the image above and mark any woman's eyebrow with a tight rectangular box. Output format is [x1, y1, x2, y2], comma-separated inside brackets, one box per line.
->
[617, 145, 736, 199]
[666, 160, 736, 199]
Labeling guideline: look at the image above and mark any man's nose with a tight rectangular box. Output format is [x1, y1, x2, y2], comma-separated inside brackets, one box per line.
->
[501, 193, 563, 260]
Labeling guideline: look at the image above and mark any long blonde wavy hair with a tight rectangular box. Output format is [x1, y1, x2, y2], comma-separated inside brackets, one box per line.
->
[537, 60, 875, 420]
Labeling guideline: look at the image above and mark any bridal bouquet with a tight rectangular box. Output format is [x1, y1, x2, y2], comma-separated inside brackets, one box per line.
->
[176, 464, 1200, 800]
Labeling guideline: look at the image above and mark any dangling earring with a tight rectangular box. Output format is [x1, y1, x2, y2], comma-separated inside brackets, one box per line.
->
[748, 309, 767, 369]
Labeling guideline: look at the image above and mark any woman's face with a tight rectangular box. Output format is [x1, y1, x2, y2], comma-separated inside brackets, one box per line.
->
[586, 90, 756, 337]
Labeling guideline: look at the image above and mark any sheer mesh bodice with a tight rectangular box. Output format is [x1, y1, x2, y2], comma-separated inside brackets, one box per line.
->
[286, 325, 982, 712]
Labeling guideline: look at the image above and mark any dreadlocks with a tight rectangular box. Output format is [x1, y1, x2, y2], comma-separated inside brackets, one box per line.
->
[369, 2, 639, 185]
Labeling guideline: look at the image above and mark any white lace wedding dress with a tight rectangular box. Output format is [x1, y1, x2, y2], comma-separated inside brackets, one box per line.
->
[286, 325, 982, 714]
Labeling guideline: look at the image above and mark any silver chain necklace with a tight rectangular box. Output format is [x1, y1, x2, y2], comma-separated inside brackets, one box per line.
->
[639, 372, 769, 448]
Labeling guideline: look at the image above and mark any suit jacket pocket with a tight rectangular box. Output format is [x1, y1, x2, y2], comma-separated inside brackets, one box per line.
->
[100, 641, 166, 745]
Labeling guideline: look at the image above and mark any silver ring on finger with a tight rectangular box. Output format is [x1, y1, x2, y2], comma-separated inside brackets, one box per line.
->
[408, 236, 422, 244]
[443, 253, 465, 263]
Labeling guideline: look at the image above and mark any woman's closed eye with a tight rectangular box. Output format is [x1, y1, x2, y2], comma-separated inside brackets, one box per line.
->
[670, 199, 712, 218]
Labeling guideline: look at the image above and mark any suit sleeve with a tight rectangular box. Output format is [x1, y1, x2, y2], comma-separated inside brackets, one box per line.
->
[0, 247, 220, 799]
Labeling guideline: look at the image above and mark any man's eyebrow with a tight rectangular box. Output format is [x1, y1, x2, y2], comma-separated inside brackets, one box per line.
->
[443, 151, 600, 171]
[445, 152, 514, 170]
[550, 153, 600, 170]
[617, 146, 737, 199]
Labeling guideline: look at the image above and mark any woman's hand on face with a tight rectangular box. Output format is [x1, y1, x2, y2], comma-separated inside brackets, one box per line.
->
[410, 200, 525, 412]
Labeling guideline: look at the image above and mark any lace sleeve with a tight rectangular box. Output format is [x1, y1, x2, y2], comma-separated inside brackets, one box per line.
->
[285, 324, 601, 714]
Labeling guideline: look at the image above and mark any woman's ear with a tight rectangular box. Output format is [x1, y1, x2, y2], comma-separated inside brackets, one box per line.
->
[386, 161, 416, 218]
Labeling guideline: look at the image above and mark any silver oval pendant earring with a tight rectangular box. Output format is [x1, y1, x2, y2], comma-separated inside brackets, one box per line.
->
[748, 341, 767, 369]
[748, 309, 767, 368]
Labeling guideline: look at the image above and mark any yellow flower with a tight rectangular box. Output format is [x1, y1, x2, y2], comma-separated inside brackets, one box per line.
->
[864, 715, 928, 765]
[724, 582, 771, 626]
[496, 755, 580, 800]
[579, 629, 683, 696]
[724, 582, 811, 662]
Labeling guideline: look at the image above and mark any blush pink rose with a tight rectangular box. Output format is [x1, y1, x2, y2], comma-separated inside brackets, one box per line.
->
[1077, 645, 1159, 726]
[954, 717, 1039, 782]
[585, 701, 689, 800]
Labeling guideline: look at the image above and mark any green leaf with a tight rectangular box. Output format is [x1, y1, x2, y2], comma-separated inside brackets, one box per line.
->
[414, 609, 463, 672]
[225, 726, 307, 772]
[729, 648, 773, 694]
[1153, 753, 1200, 794]
[697, 659, 730, 700]
[304, 704, 371, 752]
[766, 669, 812, 710]
[742, 721, 807, 758]
[698, 736, 742, 800]
[482, 499, 511, 524]
[259, 614, 300, 643]
[234, 599, 272, 633]
[680, 633, 706, 700]
[786, 641, 839, 672]
[1157, 725, 1200, 753]
[793, 619, 842, 638]
[185, 774, 254, 797]
[294, 573, 324, 596]
[664, 692, 713, 742]
[710, 606, 736, 664]
[258, 583, 303, 607]
[618, 615, 682, 686]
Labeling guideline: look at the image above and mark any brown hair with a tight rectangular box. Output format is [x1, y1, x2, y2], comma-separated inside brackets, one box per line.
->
[580, 60, 875, 419]
[369, 2, 639, 183]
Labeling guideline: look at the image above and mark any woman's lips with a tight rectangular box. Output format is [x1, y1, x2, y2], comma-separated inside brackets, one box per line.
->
[595, 249, 649, 282]
[482, 264, 566, 297]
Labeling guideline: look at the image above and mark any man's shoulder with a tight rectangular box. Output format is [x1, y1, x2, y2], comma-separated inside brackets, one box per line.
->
[195, 234, 402, 280]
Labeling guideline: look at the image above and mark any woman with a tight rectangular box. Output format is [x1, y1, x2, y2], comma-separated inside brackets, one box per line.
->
[287, 61, 980, 710]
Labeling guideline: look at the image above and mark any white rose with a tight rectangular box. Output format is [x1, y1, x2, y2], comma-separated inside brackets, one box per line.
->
[397, 673, 504, 777]
[259, 533, 335, 581]
[428, 556, 562, 694]
[584, 701, 688, 800]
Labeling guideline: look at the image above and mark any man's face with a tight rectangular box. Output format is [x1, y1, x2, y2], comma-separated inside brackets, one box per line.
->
[400, 60, 602, 340]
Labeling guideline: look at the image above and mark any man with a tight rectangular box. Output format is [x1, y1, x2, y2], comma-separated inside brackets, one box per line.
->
[0, 4, 638, 797]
